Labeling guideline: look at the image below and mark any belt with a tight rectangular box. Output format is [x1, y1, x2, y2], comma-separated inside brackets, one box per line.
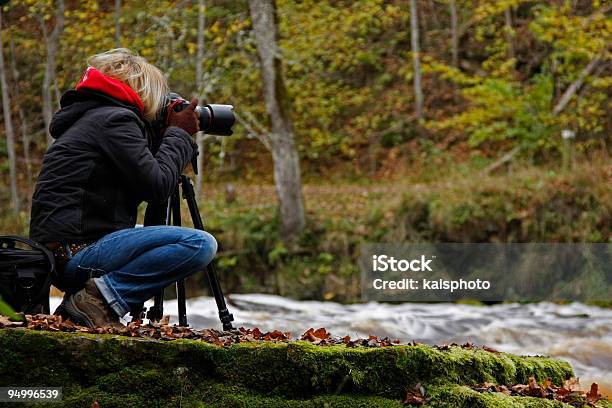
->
[45, 242, 94, 265]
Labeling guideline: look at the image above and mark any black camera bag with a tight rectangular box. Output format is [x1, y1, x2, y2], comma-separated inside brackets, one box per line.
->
[0, 236, 55, 315]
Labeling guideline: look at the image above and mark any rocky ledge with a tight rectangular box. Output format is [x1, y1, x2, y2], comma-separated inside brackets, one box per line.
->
[0, 328, 610, 408]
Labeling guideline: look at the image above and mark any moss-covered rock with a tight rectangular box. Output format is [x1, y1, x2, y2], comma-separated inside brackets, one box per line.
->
[0, 328, 605, 408]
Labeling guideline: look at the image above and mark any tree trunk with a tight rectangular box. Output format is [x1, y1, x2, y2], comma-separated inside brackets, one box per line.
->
[195, 0, 205, 196]
[410, 0, 423, 120]
[450, 0, 459, 67]
[248, 0, 305, 242]
[504, 6, 514, 60]
[115, 0, 121, 47]
[41, 0, 65, 148]
[8, 28, 32, 197]
[0, 10, 20, 214]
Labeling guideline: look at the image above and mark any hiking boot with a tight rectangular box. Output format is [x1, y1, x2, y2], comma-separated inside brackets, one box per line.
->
[59, 279, 123, 328]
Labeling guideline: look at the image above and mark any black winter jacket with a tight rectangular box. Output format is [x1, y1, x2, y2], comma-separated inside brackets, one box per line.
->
[29, 90, 195, 243]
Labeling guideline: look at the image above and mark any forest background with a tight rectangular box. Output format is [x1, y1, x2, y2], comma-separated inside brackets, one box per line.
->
[0, 0, 610, 301]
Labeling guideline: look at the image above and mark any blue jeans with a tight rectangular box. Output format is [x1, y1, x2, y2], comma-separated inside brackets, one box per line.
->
[62, 226, 217, 317]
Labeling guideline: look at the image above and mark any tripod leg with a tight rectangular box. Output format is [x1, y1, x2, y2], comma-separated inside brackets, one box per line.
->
[206, 262, 235, 331]
[176, 280, 188, 327]
[180, 175, 234, 331]
[170, 185, 189, 327]
[130, 304, 144, 323]
[147, 293, 164, 322]
[149, 185, 179, 323]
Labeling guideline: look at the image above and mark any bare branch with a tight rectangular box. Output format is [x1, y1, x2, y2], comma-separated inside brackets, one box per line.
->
[115, 0, 121, 47]
[40, 0, 65, 147]
[410, 0, 423, 120]
[552, 58, 600, 116]
[0, 10, 20, 213]
[234, 111, 272, 151]
[481, 146, 520, 175]
[450, 0, 458, 67]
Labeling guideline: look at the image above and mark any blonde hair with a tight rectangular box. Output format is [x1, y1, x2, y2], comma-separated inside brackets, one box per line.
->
[88, 48, 168, 120]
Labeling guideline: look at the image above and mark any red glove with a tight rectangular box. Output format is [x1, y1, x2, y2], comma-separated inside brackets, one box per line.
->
[167, 98, 199, 136]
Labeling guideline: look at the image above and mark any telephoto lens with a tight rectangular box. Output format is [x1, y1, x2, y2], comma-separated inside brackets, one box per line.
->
[162, 93, 235, 136]
[192, 104, 235, 136]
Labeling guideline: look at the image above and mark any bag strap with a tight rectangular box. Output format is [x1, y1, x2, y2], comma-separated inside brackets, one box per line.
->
[0, 235, 56, 276]
[0, 236, 56, 313]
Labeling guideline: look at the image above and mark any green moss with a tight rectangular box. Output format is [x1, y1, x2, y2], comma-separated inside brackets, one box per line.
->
[0, 328, 598, 408]
[506, 354, 574, 385]
[424, 385, 571, 408]
[596, 400, 612, 408]
[190, 382, 406, 408]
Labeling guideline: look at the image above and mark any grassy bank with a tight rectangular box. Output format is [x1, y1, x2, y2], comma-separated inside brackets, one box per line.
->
[3, 328, 604, 408]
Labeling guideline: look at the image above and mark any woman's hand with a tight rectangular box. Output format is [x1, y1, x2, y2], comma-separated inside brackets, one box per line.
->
[167, 98, 199, 136]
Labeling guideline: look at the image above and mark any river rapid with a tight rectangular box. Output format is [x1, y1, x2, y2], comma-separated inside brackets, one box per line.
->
[51, 295, 612, 397]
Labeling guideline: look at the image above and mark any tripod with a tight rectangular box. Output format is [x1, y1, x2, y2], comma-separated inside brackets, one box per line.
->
[143, 175, 235, 331]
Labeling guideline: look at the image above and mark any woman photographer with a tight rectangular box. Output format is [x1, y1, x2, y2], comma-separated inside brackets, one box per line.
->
[29, 49, 217, 328]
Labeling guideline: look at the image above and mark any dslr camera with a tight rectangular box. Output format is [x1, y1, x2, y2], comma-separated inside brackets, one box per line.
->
[158, 92, 235, 136]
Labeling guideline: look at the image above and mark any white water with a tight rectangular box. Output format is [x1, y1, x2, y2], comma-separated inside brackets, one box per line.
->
[50, 295, 612, 396]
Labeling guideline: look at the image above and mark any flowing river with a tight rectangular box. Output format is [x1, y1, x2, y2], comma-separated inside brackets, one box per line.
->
[51, 295, 612, 397]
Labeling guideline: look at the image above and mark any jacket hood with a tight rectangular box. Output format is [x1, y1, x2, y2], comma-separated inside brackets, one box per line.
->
[49, 67, 145, 139]
[76, 67, 144, 113]
[50, 90, 144, 139]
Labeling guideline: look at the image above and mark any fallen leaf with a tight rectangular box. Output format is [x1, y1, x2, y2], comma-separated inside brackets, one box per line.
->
[402, 393, 425, 405]
[0, 315, 25, 327]
[586, 383, 600, 403]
